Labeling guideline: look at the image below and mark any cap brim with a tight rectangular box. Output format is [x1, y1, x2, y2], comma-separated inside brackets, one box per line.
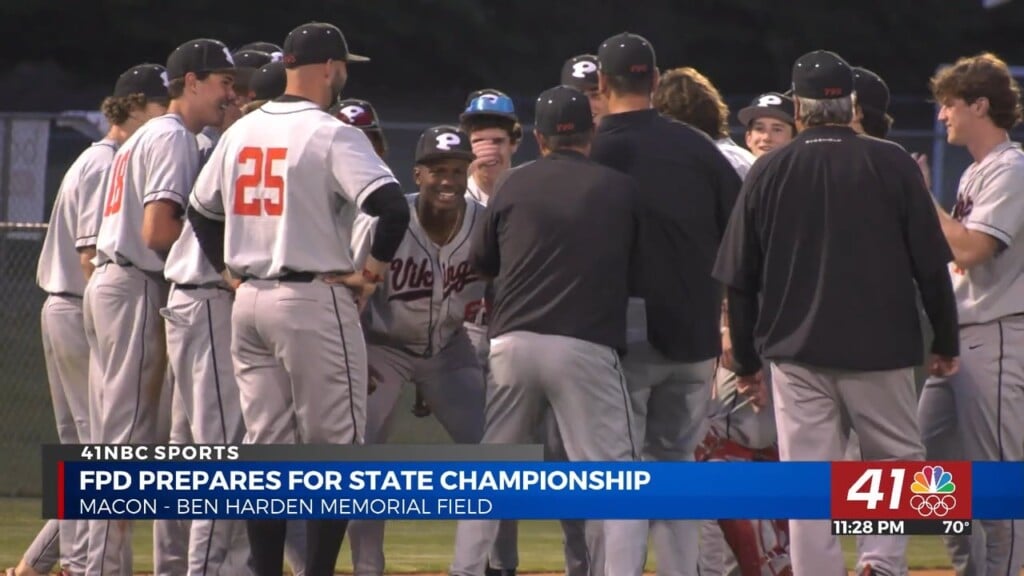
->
[416, 151, 475, 164]
[346, 53, 370, 63]
[459, 110, 518, 123]
[738, 106, 794, 127]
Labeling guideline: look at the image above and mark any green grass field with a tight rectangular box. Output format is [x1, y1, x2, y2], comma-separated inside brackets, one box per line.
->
[0, 497, 959, 572]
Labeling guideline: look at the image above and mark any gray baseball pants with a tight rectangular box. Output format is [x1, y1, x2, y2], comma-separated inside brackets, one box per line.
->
[450, 331, 641, 576]
[919, 315, 1024, 576]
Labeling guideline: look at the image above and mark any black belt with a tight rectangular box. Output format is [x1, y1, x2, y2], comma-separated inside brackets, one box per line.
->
[242, 271, 318, 283]
[48, 292, 83, 299]
[175, 283, 232, 291]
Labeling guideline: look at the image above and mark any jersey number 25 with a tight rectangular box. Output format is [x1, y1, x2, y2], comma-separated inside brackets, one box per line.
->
[234, 146, 286, 216]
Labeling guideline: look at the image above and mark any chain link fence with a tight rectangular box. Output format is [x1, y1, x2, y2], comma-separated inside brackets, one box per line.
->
[0, 222, 50, 497]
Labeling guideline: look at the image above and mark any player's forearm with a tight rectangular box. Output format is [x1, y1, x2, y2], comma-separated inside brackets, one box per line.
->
[188, 207, 226, 273]
[142, 201, 184, 252]
[725, 286, 761, 376]
[78, 247, 96, 281]
[361, 183, 410, 263]
[934, 203, 994, 270]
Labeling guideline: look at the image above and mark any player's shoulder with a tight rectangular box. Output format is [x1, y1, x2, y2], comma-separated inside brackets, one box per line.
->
[76, 139, 118, 169]
[131, 114, 193, 148]
[988, 141, 1024, 174]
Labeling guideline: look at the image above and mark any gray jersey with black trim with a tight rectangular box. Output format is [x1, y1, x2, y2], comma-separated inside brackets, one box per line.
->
[94, 114, 199, 272]
[352, 194, 487, 356]
[37, 138, 117, 296]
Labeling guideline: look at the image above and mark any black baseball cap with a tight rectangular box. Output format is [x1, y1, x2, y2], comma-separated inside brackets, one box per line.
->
[250, 61, 286, 100]
[333, 98, 382, 130]
[852, 66, 890, 115]
[233, 50, 274, 70]
[737, 92, 795, 127]
[113, 64, 169, 99]
[791, 50, 853, 99]
[561, 54, 599, 90]
[238, 41, 282, 54]
[415, 126, 475, 164]
[534, 85, 594, 136]
[597, 32, 656, 77]
[282, 22, 369, 68]
[166, 38, 236, 80]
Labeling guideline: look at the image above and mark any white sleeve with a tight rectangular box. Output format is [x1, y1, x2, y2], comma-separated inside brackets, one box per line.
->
[143, 130, 199, 208]
[328, 125, 398, 208]
[350, 212, 379, 269]
[190, 138, 228, 221]
[964, 159, 1024, 247]
[74, 149, 113, 248]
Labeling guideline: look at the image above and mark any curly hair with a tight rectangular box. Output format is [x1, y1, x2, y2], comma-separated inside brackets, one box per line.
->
[653, 67, 730, 139]
[100, 93, 148, 126]
[930, 52, 1023, 131]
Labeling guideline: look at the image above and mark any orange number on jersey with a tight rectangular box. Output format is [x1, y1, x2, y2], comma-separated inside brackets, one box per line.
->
[233, 146, 287, 216]
[103, 151, 131, 216]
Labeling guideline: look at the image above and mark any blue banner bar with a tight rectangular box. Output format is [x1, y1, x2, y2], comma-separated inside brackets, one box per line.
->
[57, 461, 1024, 520]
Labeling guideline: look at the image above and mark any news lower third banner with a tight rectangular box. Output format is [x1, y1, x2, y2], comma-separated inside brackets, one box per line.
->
[41, 445, 1024, 522]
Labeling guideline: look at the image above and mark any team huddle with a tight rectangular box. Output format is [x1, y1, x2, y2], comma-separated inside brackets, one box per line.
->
[12, 17, 1024, 576]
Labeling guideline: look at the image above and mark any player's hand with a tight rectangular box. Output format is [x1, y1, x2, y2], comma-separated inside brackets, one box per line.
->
[221, 270, 242, 291]
[470, 140, 502, 169]
[368, 364, 381, 395]
[928, 354, 959, 377]
[719, 328, 734, 371]
[911, 153, 932, 190]
[736, 370, 767, 413]
[325, 272, 377, 312]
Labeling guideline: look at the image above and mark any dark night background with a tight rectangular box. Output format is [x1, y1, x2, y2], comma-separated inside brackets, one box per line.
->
[2, 0, 1024, 195]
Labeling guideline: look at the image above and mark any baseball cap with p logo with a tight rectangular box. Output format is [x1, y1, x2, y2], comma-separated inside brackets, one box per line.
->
[166, 39, 236, 81]
[334, 98, 381, 130]
[791, 50, 854, 100]
[534, 85, 594, 137]
[282, 22, 369, 68]
[737, 92, 795, 127]
[597, 32, 656, 77]
[415, 126, 475, 164]
[461, 89, 518, 122]
[561, 54, 599, 90]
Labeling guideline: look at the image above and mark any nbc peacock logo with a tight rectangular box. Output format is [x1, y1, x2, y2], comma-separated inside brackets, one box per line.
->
[909, 465, 957, 517]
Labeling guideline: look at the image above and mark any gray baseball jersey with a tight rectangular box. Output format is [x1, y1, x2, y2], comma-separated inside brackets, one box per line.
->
[37, 138, 116, 295]
[191, 99, 397, 279]
[351, 193, 487, 355]
[94, 113, 199, 271]
[920, 138, 1024, 575]
[197, 125, 221, 168]
[948, 140, 1024, 324]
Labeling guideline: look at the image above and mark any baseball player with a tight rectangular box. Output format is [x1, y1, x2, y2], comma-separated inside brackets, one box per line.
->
[737, 92, 796, 158]
[850, 66, 893, 140]
[5, 63, 168, 576]
[83, 38, 235, 576]
[186, 21, 410, 576]
[560, 54, 607, 124]
[242, 60, 287, 115]
[195, 48, 275, 164]
[713, 50, 959, 576]
[345, 125, 486, 576]
[237, 40, 283, 58]
[333, 98, 389, 158]
[651, 67, 791, 576]
[653, 66, 757, 178]
[591, 32, 742, 576]
[920, 52, 1024, 576]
